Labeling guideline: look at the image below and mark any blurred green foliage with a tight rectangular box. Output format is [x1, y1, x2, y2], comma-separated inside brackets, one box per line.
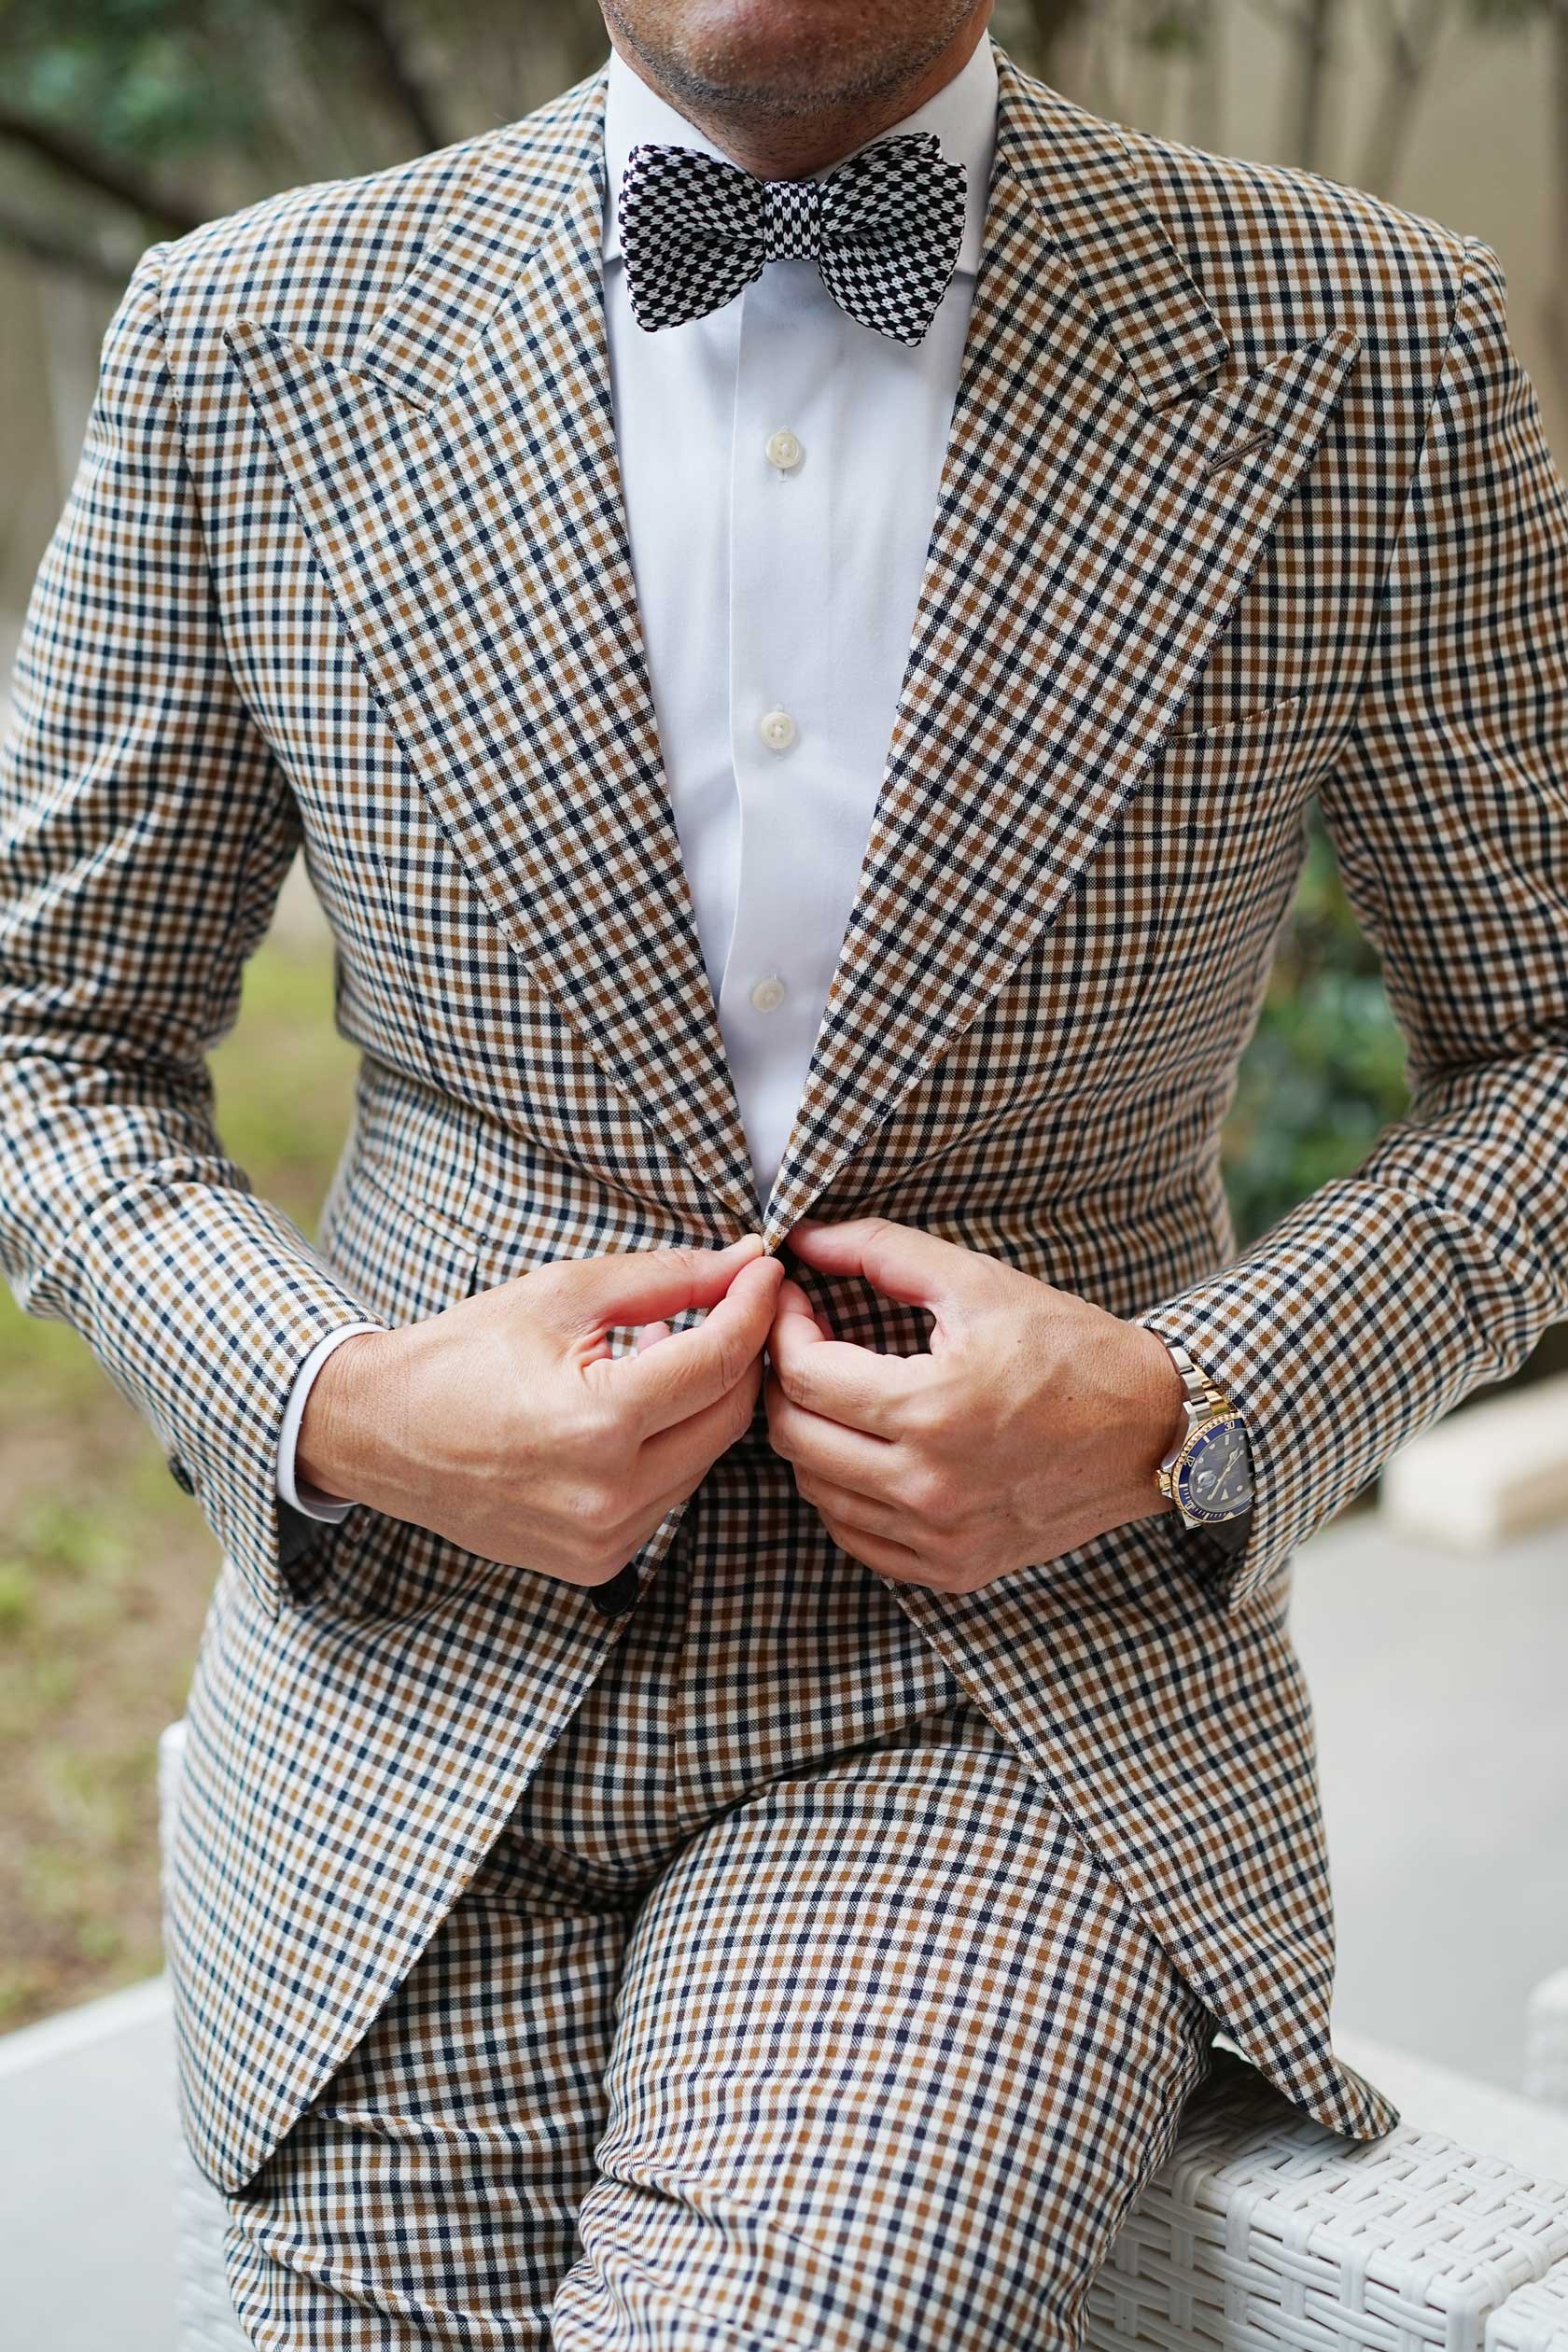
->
[5, 0, 256, 161]
[1224, 803, 1407, 1244]
[0, 0, 614, 278]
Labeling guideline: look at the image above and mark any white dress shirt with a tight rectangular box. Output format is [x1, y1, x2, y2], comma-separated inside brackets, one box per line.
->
[278, 30, 1001, 1519]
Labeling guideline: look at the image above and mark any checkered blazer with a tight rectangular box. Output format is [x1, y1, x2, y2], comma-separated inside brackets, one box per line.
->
[3, 32, 1566, 2192]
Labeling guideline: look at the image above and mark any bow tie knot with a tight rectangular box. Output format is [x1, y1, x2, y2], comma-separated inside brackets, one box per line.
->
[617, 130, 968, 347]
[763, 177, 822, 261]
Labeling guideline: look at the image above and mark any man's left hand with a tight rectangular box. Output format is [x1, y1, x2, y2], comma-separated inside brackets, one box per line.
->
[764, 1216, 1187, 1592]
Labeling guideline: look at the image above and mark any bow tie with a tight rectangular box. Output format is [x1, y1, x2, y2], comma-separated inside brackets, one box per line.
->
[616, 130, 967, 348]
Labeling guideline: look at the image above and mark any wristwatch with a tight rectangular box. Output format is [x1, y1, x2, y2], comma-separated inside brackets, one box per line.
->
[1155, 1337, 1254, 1531]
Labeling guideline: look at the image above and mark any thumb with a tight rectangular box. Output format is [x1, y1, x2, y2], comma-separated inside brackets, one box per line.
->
[532, 1235, 764, 1339]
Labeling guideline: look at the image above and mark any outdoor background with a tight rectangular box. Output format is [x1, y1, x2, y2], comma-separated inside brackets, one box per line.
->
[1, 0, 1564, 2078]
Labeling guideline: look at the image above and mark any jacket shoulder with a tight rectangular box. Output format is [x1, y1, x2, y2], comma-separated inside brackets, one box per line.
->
[1118, 117, 1475, 369]
[150, 65, 603, 366]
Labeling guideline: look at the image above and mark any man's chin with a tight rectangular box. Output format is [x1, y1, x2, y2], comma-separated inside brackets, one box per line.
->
[601, 0, 973, 120]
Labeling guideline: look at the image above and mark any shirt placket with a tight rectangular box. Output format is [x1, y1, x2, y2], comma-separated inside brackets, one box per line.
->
[719, 261, 840, 1198]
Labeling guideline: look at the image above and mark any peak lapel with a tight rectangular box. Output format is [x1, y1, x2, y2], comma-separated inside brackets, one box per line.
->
[759, 44, 1360, 1248]
[223, 66, 764, 1230]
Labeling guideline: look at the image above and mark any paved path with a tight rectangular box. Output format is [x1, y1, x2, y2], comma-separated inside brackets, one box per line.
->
[0, 1979, 177, 2352]
[1292, 1509, 1568, 2090]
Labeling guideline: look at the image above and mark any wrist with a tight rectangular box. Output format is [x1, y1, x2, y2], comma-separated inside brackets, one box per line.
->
[296, 1328, 402, 1509]
[1145, 1331, 1256, 1532]
[1120, 1320, 1189, 1519]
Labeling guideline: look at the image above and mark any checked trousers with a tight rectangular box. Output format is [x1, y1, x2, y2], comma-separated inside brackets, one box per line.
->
[220, 1441, 1219, 2350]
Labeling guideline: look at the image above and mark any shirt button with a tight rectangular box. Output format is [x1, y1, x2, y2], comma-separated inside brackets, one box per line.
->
[749, 973, 787, 1013]
[765, 427, 804, 471]
[758, 707, 797, 752]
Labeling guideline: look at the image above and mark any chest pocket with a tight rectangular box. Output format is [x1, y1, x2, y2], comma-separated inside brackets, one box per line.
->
[836, 693, 1321, 1199]
[1090, 688, 1323, 1097]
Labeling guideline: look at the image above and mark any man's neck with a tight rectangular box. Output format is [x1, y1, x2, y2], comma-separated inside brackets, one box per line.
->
[601, 8, 992, 181]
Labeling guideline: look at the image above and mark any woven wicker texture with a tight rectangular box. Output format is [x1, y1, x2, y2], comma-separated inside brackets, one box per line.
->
[1085, 2049, 1568, 2352]
[1486, 2260, 1568, 2351]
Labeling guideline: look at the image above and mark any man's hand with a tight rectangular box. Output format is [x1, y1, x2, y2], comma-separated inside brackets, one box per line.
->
[297, 1235, 782, 1591]
[764, 1217, 1185, 1592]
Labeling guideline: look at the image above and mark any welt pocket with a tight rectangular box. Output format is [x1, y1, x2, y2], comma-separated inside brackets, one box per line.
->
[1161, 689, 1304, 747]
[1135, 686, 1315, 844]
[288, 1502, 506, 1627]
[316, 1160, 483, 1337]
[353, 1160, 482, 1257]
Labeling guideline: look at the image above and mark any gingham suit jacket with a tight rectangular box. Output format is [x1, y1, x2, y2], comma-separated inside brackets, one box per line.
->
[4, 32, 1566, 2193]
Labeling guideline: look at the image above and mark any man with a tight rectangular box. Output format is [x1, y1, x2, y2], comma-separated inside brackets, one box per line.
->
[2, 0, 1565, 2338]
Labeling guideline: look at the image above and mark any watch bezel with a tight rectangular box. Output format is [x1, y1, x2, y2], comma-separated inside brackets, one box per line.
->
[1169, 1409, 1253, 1524]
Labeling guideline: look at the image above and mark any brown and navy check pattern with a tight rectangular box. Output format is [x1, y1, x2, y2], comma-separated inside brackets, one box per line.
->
[222, 1517, 1216, 2347]
[3, 27, 1566, 2205]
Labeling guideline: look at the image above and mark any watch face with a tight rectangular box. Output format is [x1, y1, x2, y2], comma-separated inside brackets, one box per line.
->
[1174, 1417, 1253, 1521]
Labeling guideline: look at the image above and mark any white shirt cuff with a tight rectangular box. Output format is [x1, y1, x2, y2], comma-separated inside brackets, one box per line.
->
[276, 1322, 386, 1519]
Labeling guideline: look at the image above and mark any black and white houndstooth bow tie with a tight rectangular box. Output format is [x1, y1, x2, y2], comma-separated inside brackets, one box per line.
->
[616, 131, 968, 348]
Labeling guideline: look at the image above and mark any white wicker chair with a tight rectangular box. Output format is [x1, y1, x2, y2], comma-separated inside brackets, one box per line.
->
[160, 1719, 1568, 2352]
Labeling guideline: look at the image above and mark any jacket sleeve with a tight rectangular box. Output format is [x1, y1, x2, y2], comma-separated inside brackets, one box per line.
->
[1138, 233, 1568, 1613]
[0, 244, 389, 1621]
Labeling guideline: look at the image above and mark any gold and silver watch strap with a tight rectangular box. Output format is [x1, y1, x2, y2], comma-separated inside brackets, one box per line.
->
[1156, 1337, 1253, 1539]
[1162, 1337, 1228, 1434]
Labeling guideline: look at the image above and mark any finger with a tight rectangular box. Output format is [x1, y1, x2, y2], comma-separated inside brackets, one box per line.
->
[587, 1353, 765, 1587]
[768, 1277, 916, 1436]
[533, 1235, 766, 1338]
[764, 1275, 836, 1359]
[785, 1216, 993, 1330]
[637, 1348, 766, 1497]
[608, 1252, 782, 1435]
[816, 1511, 937, 1585]
[792, 1468, 913, 1547]
[765, 1372, 901, 1497]
[634, 1321, 673, 1351]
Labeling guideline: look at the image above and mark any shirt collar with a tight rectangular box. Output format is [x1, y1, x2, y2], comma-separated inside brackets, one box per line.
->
[600, 29, 998, 275]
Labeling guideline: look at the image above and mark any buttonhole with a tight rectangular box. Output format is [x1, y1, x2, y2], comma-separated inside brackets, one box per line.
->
[1202, 427, 1278, 480]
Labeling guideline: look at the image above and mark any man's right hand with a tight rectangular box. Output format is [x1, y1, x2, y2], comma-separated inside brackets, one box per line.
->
[296, 1235, 783, 1591]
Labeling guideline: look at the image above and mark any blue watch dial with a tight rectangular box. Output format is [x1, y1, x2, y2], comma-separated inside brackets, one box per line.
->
[1173, 1416, 1253, 1522]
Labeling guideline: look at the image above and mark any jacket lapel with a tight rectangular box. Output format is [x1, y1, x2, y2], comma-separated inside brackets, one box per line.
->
[757, 45, 1361, 1245]
[223, 65, 766, 1230]
[225, 42, 1361, 1248]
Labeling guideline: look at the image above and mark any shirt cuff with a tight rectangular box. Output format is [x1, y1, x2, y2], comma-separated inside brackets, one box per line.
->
[275, 1322, 386, 1520]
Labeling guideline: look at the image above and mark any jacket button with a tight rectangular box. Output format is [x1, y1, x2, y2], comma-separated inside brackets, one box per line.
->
[167, 1455, 194, 1495]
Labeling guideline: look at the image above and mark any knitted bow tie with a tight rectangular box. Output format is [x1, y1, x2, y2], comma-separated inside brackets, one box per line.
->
[616, 130, 968, 347]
